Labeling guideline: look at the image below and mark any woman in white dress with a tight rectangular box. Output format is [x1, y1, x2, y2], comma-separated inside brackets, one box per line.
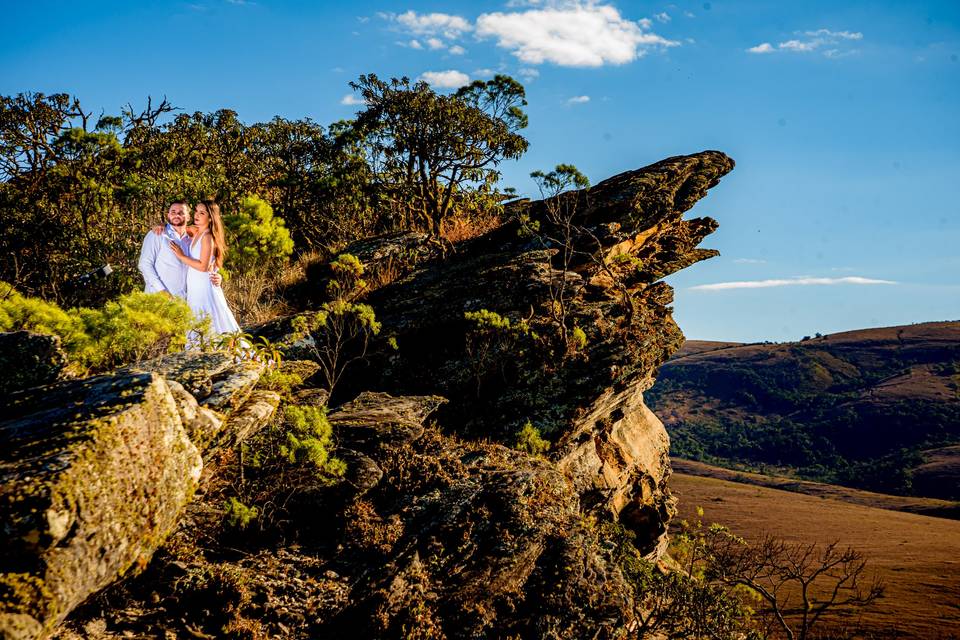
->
[168, 200, 241, 343]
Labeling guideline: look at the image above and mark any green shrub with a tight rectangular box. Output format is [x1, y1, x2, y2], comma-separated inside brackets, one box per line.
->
[223, 195, 294, 276]
[514, 421, 550, 456]
[223, 497, 259, 530]
[0, 285, 200, 374]
[257, 369, 304, 395]
[327, 253, 366, 301]
[280, 404, 346, 477]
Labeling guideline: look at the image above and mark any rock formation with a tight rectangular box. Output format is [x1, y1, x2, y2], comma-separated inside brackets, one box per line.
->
[0, 150, 733, 639]
[0, 355, 279, 640]
[324, 150, 733, 557]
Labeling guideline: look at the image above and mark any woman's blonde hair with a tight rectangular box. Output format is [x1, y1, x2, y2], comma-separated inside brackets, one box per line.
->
[198, 199, 228, 270]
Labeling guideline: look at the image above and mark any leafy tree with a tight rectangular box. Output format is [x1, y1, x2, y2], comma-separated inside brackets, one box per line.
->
[351, 74, 529, 235]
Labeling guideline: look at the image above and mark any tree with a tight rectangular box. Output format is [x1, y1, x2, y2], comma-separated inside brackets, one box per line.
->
[290, 254, 382, 396]
[350, 74, 529, 235]
[684, 523, 885, 640]
[528, 164, 590, 346]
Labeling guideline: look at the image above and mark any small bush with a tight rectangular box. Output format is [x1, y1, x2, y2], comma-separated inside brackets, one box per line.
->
[257, 369, 304, 395]
[223, 497, 259, 530]
[514, 421, 550, 456]
[280, 404, 346, 477]
[0, 285, 200, 374]
[223, 195, 294, 276]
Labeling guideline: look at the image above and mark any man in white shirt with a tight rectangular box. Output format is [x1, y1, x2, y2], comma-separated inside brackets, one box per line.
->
[138, 201, 221, 297]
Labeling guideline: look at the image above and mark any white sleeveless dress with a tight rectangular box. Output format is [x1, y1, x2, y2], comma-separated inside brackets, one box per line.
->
[186, 231, 240, 344]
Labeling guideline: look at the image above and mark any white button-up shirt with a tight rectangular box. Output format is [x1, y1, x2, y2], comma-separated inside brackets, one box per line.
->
[138, 224, 191, 299]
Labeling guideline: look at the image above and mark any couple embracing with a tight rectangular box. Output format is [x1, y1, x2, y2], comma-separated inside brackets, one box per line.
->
[138, 199, 240, 346]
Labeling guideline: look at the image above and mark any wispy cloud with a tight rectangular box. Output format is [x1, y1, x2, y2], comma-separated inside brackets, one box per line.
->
[426, 37, 445, 50]
[340, 94, 367, 106]
[475, 1, 679, 67]
[690, 276, 897, 291]
[654, 12, 671, 23]
[518, 67, 540, 80]
[418, 69, 471, 88]
[566, 95, 590, 105]
[449, 44, 467, 55]
[747, 28, 863, 57]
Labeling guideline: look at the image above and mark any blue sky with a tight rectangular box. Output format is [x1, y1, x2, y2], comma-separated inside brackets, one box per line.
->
[2, 0, 958, 342]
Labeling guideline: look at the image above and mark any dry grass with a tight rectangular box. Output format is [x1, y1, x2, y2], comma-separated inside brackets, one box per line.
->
[672, 458, 960, 519]
[671, 472, 960, 639]
[439, 212, 504, 244]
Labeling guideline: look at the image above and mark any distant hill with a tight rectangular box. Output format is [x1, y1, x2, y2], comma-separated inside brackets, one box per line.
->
[646, 322, 960, 498]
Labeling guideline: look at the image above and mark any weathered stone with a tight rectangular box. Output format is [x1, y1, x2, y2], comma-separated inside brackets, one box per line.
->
[321, 427, 635, 639]
[0, 372, 201, 640]
[328, 392, 447, 450]
[555, 378, 676, 557]
[121, 352, 265, 415]
[165, 380, 224, 452]
[0, 332, 66, 394]
[292, 387, 330, 408]
[220, 391, 281, 446]
[338, 449, 383, 496]
[315, 151, 732, 558]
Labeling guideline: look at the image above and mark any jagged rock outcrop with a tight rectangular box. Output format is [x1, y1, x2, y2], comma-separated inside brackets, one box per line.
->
[0, 332, 66, 394]
[311, 150, 733, 556]
[0, 353, 278, 640]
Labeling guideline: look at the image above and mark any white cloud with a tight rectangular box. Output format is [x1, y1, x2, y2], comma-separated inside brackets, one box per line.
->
[638, 17, 652, 29]
[408, 39, 423, 49]
[655, 12, 671, 23]
[449, 44, 467, 55]
[684, 10, 695, 18]
[733, 258, 767, 264]
[689, 276, 897, 291]
[393, 10, 471, 39]
[803, 28, 862, 40]
[748, 28, 863, 57]
[518, 66, 540, 79]
[566, 95, 590, 104]
[779, 39, 816, 52]
[419, 69, 471, 88]
[427, 37, 445, 50]
[747, 42, 775, 54]
[474, 67, 496, 77]
[340, 94, 367, 106]
[475, 2, 679, 67]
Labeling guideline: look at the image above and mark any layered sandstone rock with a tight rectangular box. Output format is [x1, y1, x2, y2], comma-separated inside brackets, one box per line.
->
[0, 373, 202, 640]
[311, 150, 733, 555]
